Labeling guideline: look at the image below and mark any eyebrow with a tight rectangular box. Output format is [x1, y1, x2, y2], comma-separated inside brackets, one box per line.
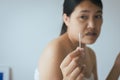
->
[80, 10, 103, 14]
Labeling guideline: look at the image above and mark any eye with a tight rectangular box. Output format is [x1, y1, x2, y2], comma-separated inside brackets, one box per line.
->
[95, 15, 102, 19]
[80, 15, 88, 20]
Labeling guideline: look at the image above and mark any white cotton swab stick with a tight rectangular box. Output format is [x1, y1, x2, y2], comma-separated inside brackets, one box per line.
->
[79, 32, 82, 48]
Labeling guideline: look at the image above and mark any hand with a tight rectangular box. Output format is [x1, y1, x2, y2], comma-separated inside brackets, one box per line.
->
[60, 47, 86, 80]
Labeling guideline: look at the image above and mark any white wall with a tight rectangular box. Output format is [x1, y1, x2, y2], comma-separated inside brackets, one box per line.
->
[0, 0, 120, 80]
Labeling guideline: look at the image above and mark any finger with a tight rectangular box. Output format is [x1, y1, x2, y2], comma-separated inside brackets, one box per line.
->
[70, 47, 85, 58]
[80, 64, 86, 73]
[70, 67, 81, 80]
[76, 73, 84, 80]
[60, 47, 82, 69]
[76, 65, 86, 80]
[65, 57, 80, 76]
[60, 53, 72, 69]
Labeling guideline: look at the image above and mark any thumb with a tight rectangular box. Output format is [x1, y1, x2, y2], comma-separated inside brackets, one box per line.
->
[70, 47, 85, 58]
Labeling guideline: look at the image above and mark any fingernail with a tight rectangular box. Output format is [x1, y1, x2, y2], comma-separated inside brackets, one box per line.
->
[76, 47, 84, 51]
[76, 47, 80, 50]
[76, 47, 85, 56]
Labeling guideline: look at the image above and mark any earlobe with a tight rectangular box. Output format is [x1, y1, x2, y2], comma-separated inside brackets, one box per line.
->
[63, 14, 70, 27]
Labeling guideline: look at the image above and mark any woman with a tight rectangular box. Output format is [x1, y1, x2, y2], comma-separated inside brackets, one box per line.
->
[38, 0, 103, 80]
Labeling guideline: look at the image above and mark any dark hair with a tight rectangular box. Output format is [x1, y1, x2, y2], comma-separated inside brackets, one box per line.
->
[60, 0, 103, 35]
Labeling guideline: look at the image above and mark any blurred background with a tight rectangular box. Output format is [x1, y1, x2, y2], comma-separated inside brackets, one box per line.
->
[0, 0, 120, 80]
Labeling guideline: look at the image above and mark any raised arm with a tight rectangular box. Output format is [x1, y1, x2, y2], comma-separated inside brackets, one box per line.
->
[106, 53, 120, 80]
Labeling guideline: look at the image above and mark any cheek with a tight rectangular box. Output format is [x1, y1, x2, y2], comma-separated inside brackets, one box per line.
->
[69, 22, 79, 32]
[97, 23, 102, 33]
[69, 26, 86, 42]
[69, 27, 79, 38]
[71, 22, 86, 33]
[67, 19, 87, 40]
[95, 20, 103, 33]
[68, 26, 79, 41]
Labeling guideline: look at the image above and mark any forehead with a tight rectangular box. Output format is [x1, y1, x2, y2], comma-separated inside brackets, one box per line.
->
[73, 1, 102, 14]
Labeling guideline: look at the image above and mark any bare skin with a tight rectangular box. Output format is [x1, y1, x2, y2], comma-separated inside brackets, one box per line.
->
[38, 0, 120, 80]
[106, 53, 120, 80]
[38, 1, 102, 80]
[38, 33, 97, 80]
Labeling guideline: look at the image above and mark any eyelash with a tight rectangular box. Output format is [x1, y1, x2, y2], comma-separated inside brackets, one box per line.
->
[80, 16, 88, 19]
[80, 15, 102, 20]
[95, 15, 102, 19]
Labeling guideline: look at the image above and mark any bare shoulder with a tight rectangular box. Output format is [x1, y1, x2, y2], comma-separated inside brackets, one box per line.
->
[86, 47, 96, 59]
[38, 37, 66, 80]
[86, 47, 96, 65]
[86, 47, 98, 79]
[40, 37, 66, 61]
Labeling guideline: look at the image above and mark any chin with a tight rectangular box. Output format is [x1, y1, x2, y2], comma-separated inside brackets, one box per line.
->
[83, 39, 97, 44]
[83, 36, 98, 44]
[86, 41, 96, 44]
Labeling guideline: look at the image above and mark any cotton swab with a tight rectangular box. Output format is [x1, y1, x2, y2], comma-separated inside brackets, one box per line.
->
[79, 32, 82, 48]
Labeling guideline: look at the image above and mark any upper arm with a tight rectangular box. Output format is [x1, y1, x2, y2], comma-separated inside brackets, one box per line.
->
[38, 41, 65, 80]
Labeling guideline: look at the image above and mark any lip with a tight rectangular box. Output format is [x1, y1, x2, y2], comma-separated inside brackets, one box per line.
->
[85, 32, 97, 36]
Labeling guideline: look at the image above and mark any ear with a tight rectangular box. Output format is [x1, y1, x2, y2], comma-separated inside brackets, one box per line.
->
[63, 14, 70, 27]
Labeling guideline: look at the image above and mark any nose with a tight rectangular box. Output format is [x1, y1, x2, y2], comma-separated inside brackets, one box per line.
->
[87, 19, 96, 29]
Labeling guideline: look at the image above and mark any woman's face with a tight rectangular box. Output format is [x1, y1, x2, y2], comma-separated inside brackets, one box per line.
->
[64, 1, 103, 44]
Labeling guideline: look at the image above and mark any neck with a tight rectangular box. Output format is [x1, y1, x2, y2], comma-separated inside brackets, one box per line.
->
[64, 33, 86, 49]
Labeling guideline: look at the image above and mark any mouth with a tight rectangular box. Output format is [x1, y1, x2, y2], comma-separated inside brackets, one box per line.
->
[85, 32, 97, 36]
